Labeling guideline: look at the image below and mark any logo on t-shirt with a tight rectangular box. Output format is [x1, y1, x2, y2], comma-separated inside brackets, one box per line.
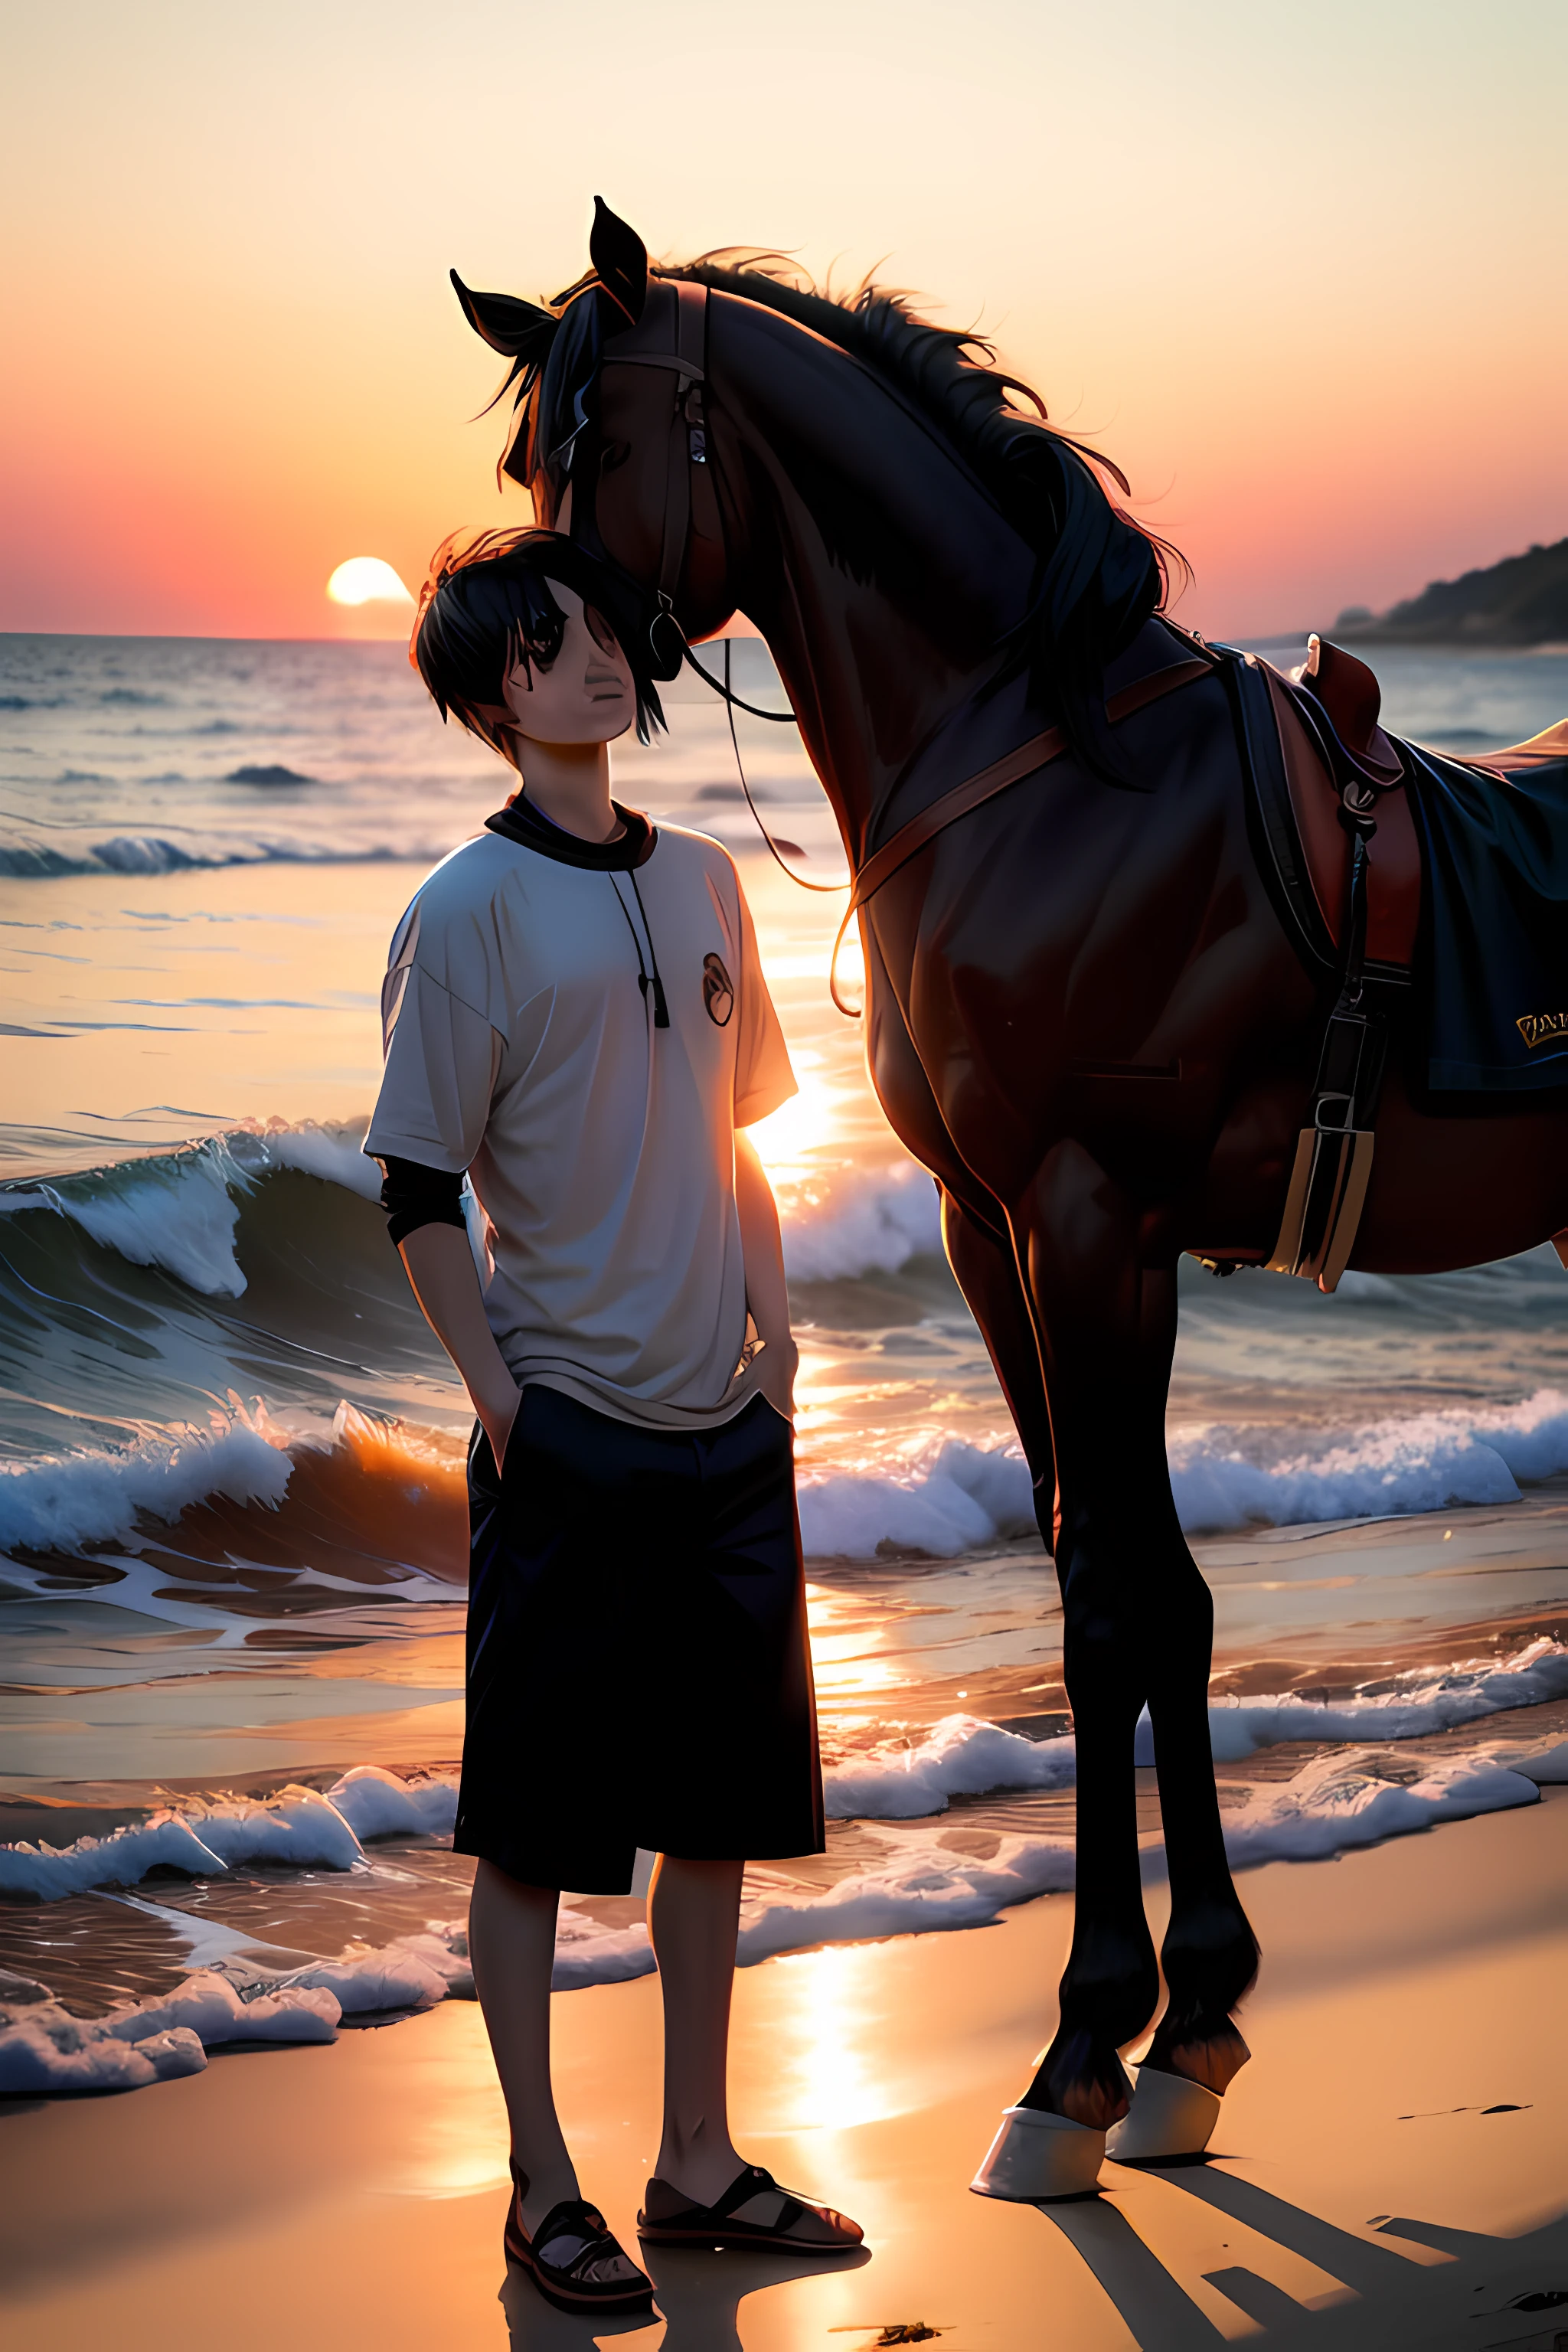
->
[702, 952, 735, 1027]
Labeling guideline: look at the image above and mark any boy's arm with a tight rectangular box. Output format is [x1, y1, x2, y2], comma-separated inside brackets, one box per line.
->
[734, 1132, 798, 1421]
[398, 1223, 522, 1468]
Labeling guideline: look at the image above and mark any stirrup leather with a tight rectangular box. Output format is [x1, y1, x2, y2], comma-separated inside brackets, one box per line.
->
[1269, 774, 1388, 1294]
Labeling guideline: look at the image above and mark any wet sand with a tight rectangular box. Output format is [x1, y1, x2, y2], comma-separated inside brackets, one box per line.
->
[2, 1789, 1563, 2351]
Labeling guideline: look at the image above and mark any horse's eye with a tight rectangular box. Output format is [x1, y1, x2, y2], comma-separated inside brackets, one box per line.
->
[599, 440, 631, 475]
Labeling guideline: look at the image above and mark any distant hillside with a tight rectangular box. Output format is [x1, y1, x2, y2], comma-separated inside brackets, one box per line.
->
[1334, 537, 1568, 645]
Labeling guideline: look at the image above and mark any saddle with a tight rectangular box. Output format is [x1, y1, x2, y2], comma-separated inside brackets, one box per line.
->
[1230, 639, 1568, 1291]
[1254, 638, 1420, 972]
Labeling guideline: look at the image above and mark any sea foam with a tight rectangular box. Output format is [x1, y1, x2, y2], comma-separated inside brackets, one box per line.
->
[1135, 1635, 1568, 1765]
[1219, 1749, 1540, 1866]
[0, 1742, 1552, 2095]
[796, 1391, 1568, 1558]
[0, 1414, 292, 1563]
[7, 1645, 1564, 1900]
[11, 1396, 1564, 1583]
[0, 1970, 340, 2096]
[1168, 1391, 1568, 1533]
[777, 1164, 942, 1281]
[825, 1714, 1076, 1819]
[0, 1782, 367, 1900]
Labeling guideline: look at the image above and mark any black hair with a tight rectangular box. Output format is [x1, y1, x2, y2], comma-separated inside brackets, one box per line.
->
[412, 526, 666, 757]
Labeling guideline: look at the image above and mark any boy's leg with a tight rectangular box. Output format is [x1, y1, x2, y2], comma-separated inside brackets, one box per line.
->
[469, 1860, 580, 2231]
[644, 1852, 863, 2249]
[648, 1853, 746, 2202]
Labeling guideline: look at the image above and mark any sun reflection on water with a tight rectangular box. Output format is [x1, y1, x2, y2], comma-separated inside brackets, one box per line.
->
[377, 2006, 511, 2200]
[747, 1060, 844, 1182]
[806, 1581, 908, 1740]
[748, 1942, 906, 2133]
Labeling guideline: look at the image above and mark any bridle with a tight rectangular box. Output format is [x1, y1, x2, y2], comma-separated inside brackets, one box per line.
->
[594, 277, 844, 891]
[596, 278, 714, 673]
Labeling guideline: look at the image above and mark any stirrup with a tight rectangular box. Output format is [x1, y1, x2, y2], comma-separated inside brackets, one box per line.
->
[970, 2105, 1105, 2202]
[1105, 2064, 1222, 2164]
[1266, 1122, 1374, 1292]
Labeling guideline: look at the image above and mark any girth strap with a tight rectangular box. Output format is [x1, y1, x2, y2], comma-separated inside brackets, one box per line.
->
[830, 652, 1214, 1014]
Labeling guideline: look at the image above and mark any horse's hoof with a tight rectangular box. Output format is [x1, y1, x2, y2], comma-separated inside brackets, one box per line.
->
[969, 2106, 1106, 2202]
[1105, 2064, 1222, 2164]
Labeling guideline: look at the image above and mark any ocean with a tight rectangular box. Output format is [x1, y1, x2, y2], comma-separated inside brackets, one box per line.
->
[2, 629, 1566, 2094]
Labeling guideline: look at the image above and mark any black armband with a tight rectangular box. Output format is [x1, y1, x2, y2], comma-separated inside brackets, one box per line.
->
[379, 1155, 469, 1248]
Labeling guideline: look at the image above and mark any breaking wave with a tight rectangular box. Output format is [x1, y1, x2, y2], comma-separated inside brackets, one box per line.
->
[5, 1129, 1568, 1602]
[0, 836, 446, 880]
[17, 1386, 1567, 1591]
[794, 1391, 1568, 1557]
[1168, 1395, 1568, 1531]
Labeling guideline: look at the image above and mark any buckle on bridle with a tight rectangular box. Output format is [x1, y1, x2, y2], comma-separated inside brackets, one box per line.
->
[649, 590, 687, 679]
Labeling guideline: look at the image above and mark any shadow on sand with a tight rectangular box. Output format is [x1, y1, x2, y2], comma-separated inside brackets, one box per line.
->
[501, 2239, 871, 2351]
[1035, 2160, 1568, 2350]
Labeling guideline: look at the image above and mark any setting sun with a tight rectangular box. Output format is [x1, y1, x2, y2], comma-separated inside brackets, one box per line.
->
[326, 557, 413, 608]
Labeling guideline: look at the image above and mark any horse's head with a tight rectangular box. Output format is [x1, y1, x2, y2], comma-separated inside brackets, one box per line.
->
[451, 198, 736, 660]
[451, 202, 1183, 795]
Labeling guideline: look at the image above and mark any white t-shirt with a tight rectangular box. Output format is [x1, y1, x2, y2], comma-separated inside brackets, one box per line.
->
[364, 818, 796, 1429]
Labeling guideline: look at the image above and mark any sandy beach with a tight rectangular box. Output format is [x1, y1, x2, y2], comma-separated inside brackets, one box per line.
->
[2, 1788, 1563, 2351]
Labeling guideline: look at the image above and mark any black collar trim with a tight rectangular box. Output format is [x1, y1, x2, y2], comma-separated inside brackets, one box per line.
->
[485, 795, 658, 871]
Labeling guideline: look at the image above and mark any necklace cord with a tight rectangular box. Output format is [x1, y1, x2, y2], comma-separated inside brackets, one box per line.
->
[609, 871, 670, 1027]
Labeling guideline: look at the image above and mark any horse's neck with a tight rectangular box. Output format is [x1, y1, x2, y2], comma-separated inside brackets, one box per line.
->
[743, 573, 990, 859]
[712, 302, 1035, 859]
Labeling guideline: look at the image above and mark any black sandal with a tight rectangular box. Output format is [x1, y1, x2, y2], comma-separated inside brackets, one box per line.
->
[505, 2159, 654, 2315]
[638, 2161, 864, 2252]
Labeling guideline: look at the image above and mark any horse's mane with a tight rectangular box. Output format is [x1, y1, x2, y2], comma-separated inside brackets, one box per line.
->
[662, 250, 1187, 779]
[474, 240, 1190, 782]
[665, 253, 1130, 546]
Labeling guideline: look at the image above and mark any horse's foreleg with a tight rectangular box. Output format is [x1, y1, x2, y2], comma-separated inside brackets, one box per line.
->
[1006, 1142, 1258, 2131]
[1140, 1548, 1259, 2098]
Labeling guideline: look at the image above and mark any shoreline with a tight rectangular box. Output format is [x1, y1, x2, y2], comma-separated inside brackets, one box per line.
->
[2, 1790, 1563, 2350]
[6, 1481, 1566, 1808]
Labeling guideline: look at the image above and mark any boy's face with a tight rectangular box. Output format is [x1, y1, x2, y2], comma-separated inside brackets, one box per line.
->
[502, 583, 636, 747]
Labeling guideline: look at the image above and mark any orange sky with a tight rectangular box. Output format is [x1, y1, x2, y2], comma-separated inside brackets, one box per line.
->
[3, 1, 1564, 642]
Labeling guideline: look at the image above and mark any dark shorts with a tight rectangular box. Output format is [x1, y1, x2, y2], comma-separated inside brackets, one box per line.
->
[456, 1383, 825, 1894]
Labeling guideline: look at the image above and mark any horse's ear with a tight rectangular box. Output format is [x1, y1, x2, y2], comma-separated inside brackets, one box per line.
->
[590, 197, 648, 325]
[449, 270, 557, 359]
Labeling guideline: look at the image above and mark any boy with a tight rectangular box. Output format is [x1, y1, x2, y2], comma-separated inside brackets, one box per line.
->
[364, 528, 861, 2314]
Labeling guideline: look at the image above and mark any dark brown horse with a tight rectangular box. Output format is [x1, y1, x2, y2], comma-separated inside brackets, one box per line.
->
[449, 203, 1568, 2190]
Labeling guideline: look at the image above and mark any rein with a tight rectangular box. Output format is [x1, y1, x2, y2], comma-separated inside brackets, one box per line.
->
[694, 639, 849, 894]
[827, 652, 1215, 1014]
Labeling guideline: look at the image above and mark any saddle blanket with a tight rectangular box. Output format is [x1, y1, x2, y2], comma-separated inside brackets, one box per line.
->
[1404, 736, 1568, 1092]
